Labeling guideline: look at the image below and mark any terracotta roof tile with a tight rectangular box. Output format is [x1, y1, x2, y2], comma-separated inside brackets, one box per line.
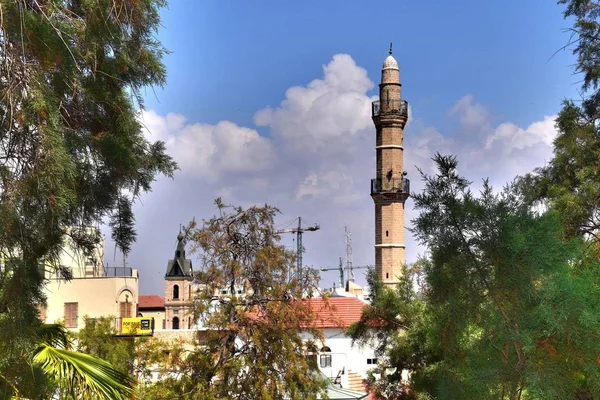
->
[138, 295, 165, 309]
[245, 296, 366, 329]
[307, 297, 366, 328]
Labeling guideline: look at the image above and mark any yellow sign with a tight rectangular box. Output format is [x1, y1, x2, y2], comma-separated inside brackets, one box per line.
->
[121, 317, 154, 336]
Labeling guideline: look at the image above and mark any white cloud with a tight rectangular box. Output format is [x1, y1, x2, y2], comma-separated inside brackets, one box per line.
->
[485, 115, 557, 151]
[254, 54, 375, 153]
[140, 111, 275, 183]
[449, 94, 491, 130]
[123, 54, 560, 295]
[295, 168, 358, 204]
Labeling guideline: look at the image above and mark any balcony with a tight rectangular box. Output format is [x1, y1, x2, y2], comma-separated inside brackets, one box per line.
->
[371, 177, 410, 195]
[372, 99, 408, 117]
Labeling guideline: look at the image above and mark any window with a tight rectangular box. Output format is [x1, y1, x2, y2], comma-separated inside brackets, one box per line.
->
[320, 354, 332, 368]
[120, 301, 133, 318]
[320, 346, 332, 368]
[172, 316, 179, 330]
[173, 284, 179, 299]
[367, 358, 378, 365]
[173, 309, 179, 315]
[64, 302, 78, 328]
[386, 273, 389, 279]
[386, 230, 389, 237]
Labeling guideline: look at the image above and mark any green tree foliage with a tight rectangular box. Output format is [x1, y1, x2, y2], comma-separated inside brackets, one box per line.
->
[76, 316, 182, 396]
[348, 263, 440, 400]
[135, 340, 216, 399]
[413, 154, 600, 399]
[0, 0, 175, 395]
[354, 154, 600, 399]
[144, 200, 328, 399]
[33, 323, 134, 400]
[76, 317, 138, 376]
[527, 0, 600, 240]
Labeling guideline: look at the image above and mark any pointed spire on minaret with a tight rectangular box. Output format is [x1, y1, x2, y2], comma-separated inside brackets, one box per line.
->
[389, 42, 393, 55]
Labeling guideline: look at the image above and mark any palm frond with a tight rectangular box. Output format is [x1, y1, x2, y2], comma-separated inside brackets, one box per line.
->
[37, 323, 71, 349]
[33, 343, 134, 400]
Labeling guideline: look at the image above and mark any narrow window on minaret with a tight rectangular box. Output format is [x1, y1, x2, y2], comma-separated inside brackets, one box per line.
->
[386, 273, 389, 279]
[386, 231, 389, 237]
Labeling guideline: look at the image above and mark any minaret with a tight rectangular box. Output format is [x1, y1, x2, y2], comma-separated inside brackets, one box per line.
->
[371, 44, 409, 284]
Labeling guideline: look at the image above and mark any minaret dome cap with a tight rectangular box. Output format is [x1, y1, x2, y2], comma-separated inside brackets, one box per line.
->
[382, 55, 399, 71]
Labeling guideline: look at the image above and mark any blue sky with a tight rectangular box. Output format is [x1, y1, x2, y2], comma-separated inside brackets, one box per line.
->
[146, 0, 577, 129]
[119, 1, 580, 295]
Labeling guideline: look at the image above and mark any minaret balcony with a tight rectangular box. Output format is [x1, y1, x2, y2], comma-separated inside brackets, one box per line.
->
[371, 177, 410, 195]
[372, 99, 408, 117]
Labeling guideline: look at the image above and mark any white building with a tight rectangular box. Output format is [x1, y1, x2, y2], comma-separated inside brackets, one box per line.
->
[302, 297, 376, 393]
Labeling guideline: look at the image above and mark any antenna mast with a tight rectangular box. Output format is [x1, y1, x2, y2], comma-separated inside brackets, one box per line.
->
[345, 225, 354, 283]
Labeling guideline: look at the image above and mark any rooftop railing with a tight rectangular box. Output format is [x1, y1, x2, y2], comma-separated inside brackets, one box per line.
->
[104, 267, 134, 277]
[372, 99, 408, 117]
[371, 177, 410, 195]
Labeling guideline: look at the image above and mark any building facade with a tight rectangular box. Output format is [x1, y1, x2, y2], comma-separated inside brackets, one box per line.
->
[40, 228, 139, 331]
[138, 294, 166, 330]
[44, 269, 139, 330]
[301, 297, 375, 393]
[164, 232, 195, 330]
[371, 47, 410, 284]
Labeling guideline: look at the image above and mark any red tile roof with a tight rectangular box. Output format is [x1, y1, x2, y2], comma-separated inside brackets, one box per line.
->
[307, 297, 366, 328]
[245, 296, 367, 329]
[138, 295, 165, 309]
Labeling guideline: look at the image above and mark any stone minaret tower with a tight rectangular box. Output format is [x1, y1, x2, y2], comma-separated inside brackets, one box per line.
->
[371, 45, 410, 284]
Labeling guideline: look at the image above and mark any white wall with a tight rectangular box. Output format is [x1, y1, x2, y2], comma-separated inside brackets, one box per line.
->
[302, 327, 376, 389]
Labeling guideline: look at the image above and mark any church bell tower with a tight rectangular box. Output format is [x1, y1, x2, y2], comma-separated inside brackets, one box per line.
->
[164, 232, 194, 329]
[371, 45, 409, 284]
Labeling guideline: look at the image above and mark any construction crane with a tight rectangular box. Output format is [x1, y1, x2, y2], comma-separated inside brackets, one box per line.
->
[320, 258, 345, 289]
[276, 217, 320, 279]
[320, 259, 372, 290]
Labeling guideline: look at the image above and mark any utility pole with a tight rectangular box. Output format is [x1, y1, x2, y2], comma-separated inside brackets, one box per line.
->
[276, 217, 320, 279]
